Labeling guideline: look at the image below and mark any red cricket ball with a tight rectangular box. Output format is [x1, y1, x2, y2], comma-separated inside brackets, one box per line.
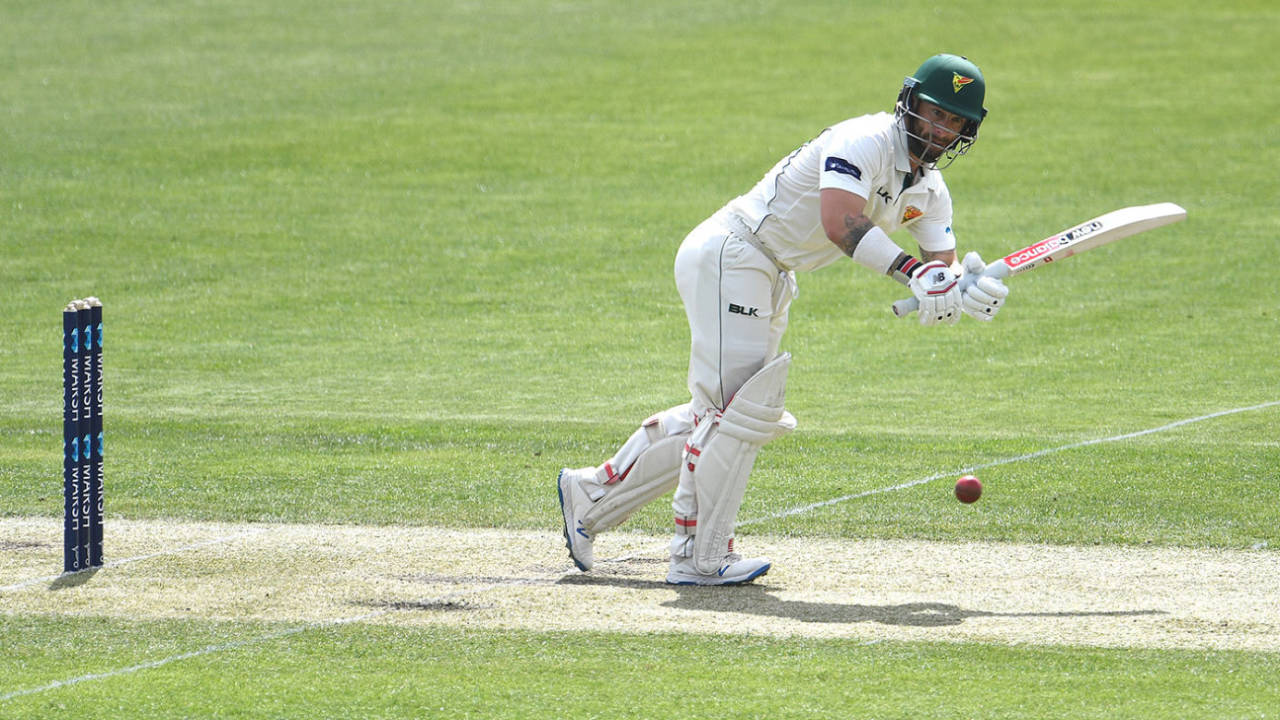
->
[955, 475, 982, 504]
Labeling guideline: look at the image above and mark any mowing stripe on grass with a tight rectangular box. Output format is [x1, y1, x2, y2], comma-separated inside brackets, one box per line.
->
[740, 399, 1280, 527]
[0, 611, 376, 703]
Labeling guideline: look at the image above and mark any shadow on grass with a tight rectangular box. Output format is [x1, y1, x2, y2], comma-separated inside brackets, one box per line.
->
[558, 573, 1166, 627]
[49, 567, 100, 590]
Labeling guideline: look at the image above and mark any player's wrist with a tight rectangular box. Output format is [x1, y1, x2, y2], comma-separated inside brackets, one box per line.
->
[889, 254, 923, 286]
[849, 225, 909, 279]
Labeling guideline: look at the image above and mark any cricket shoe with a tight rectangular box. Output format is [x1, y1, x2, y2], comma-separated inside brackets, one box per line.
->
[557, 467, 597, 571]
[665, 553, 771, 586]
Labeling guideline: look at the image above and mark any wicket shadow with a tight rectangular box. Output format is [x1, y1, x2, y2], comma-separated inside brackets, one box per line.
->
[50, 567, 100, 590]
[558, 574, 1166, 627]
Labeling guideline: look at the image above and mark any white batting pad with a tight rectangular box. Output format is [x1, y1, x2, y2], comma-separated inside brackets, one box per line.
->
[676, 353, 795, 574]
[581, 434, 685, 534]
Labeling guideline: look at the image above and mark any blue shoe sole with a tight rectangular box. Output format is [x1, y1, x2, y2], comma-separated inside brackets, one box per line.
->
[739, 563, 771, 584]
[556, 469, 589, 572]
[666, 563, 770, 586]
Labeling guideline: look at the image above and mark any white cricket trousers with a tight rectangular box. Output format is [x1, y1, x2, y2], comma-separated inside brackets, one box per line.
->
[675, 211, 797, 415]
[590, 211, 796, 505]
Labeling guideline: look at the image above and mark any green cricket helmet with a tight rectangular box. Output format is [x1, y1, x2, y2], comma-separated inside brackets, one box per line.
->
[895, 54, 987, 168]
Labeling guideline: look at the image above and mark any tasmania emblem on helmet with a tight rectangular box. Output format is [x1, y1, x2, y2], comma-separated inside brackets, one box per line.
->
[952, 73, 975, 93]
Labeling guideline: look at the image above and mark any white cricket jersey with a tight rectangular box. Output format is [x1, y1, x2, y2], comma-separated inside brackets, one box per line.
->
[723, 112, 955, 273]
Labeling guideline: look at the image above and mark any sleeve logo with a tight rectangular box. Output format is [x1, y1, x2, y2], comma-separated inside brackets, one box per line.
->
[902, 205, 923, 223]
[824, 157, 862, 180]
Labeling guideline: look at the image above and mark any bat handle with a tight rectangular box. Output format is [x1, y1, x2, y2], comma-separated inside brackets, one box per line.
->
[890, 296, 919, 318]
[890, 262, 1009, 318]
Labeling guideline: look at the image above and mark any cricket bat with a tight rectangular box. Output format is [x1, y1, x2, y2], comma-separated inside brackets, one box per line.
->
[892, 202, 1188, 318]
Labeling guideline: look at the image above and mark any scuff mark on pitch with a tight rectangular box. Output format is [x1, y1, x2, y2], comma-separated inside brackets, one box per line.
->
[396, 573, 559, 586]
[355, 598, 492, 612]
[0, 540, 48, 551]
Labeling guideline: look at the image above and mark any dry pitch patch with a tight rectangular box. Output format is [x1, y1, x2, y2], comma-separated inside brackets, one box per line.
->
[2, 517, 1277, 651]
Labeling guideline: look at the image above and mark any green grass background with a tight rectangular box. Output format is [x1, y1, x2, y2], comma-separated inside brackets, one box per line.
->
[4, 616, 1279, 719]
[2, 0, 1277, 716]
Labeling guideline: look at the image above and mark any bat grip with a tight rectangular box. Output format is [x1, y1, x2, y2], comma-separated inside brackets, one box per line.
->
[890, 296, 921, 318]
[890, 262, 1009, 318]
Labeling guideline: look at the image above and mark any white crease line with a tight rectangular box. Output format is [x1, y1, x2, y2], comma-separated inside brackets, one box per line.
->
[740, 400, 1280, 527]
[0, 529, 269, 594]
[611, 400, 1280, 557]
[4, 400, 1276, 701]
[0, 609, 382, 703]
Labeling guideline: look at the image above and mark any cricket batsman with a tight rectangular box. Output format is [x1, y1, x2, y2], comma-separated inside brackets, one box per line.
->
[558, 54, 1010, 585]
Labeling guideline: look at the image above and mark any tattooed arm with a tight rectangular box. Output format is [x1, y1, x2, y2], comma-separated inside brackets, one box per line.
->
[820, 188, 956, 284]
[820, 188, 873, 256]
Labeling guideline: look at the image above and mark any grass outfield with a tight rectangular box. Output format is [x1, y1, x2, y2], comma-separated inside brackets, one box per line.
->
[5, 617, 1280, 719]
[2, 0, 1278, 716]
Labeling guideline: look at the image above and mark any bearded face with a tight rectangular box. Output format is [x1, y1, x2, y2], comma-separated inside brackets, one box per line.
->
[903, 100, 968, 165]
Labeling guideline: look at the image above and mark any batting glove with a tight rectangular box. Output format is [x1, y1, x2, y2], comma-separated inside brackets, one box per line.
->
[908, 260, 961, 326]
[959, 252, 1009, 321]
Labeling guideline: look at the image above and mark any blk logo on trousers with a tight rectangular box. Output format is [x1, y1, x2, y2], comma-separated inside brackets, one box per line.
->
[728, 303, 760, 317]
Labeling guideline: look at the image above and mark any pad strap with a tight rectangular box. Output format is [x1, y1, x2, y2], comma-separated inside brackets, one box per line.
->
[582, 434, 685, 534]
